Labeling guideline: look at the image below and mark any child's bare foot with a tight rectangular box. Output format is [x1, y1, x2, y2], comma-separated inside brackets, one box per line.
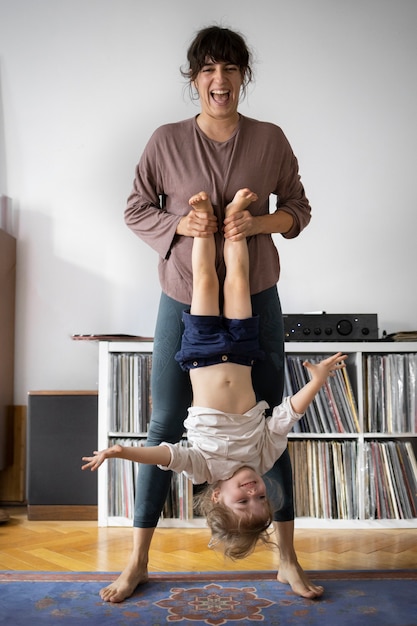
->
[189, 191, 214, 214]
[225, 188, 258, 217]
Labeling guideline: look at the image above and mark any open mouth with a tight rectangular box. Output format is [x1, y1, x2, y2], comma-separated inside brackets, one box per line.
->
[241, 481, 256, 489]
[211, 90, 230, 104]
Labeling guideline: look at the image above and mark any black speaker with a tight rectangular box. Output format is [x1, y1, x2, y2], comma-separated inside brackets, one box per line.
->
[283, 313, 378, 342]
[27, 391, 98, 519]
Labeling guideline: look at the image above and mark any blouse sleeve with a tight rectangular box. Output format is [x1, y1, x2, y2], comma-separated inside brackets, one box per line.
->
[272, 127, 312, 239]
[124, 129, 182, 260]
[268, 396, 304, 436]
[157, 442, 211, 485]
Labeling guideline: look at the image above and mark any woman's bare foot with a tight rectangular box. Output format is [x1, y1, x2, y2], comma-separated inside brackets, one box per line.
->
[225, 188, 258, 217]
[189, 191, 214, 214]
[277, 560, 324, 599]
[99, 557, 149, 603]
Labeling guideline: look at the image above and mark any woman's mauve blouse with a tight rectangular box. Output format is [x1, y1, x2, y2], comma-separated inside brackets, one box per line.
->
[125, 115, 312, 304]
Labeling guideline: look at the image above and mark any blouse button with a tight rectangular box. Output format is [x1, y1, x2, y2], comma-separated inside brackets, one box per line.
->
[193, 361, 198, 367]
[221, 355, 228, 362]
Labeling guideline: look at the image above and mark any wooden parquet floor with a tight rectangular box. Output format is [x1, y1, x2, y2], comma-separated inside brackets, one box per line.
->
[1, 507, 416, 572]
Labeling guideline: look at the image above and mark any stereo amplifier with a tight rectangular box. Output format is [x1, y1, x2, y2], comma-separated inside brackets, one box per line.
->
[283, 313, 378, 342]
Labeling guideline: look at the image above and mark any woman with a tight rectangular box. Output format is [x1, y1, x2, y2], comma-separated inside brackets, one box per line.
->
[100, 25, 323, 603]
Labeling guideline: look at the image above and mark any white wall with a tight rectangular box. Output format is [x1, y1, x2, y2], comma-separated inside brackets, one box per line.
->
[0, 0, 416, 404]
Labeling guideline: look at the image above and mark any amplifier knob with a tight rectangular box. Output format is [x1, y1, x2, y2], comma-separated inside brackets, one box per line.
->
[303, 328, 311, 336]
[337, 319, 353, 336]
[325, 327, 333, 335]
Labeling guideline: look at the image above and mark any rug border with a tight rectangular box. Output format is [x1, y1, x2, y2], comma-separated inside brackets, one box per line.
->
[1, 570, 416, 583]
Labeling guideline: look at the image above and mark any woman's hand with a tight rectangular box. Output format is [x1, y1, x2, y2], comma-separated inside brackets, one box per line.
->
[223, 209, 258, 241]
[224, 209, 295, 240]
[176, 209, 218, 237]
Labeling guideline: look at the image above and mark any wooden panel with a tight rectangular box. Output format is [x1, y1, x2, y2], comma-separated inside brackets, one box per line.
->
[0, 229, 16, 471]
[0, 406, 26, 503]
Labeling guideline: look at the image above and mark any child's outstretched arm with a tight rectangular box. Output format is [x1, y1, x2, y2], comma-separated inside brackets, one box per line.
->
[290, 352, 347, 415]
[81, 443, 171, 472]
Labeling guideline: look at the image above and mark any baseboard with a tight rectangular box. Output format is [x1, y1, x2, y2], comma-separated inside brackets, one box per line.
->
[27, 505, 98, 521]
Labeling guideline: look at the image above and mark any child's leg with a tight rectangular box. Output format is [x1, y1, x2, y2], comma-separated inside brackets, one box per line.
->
[189, 192, 219, 316]
[223, 189, 258, 320]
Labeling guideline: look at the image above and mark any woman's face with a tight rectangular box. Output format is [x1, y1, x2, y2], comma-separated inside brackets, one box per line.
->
[193, 59, 243, 122]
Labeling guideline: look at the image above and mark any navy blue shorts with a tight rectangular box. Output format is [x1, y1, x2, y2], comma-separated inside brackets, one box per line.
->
[175, 311, 265, 372]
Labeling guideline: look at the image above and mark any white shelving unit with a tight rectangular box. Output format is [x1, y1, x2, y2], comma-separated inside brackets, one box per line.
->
[97, 340, 417, 528]
[285, 342, 417, 529]
[98, 341, 152, 527]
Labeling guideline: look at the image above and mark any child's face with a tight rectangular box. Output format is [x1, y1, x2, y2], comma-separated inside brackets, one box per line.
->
[214, 466, 268, 517]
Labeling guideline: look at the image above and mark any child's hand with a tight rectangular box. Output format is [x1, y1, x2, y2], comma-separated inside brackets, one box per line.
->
[81, 450, 107, 471]
[303, 352, 347, 384]
[81, 444, 122, 471]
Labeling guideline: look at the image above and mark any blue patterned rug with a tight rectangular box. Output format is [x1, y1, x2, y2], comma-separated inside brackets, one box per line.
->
[0, 570, 416, 625]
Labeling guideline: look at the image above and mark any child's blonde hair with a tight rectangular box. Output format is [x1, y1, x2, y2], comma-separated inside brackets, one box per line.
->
[195, 482, 275, 560]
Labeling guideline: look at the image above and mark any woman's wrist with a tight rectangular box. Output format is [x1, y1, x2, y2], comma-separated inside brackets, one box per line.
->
[253, 211, 293, 236]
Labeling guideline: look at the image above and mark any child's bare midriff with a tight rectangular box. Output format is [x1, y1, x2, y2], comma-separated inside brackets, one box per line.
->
[190, 361, 257, 415]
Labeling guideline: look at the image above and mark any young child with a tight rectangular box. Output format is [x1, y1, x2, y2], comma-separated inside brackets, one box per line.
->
[82, 189, 346, 559]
